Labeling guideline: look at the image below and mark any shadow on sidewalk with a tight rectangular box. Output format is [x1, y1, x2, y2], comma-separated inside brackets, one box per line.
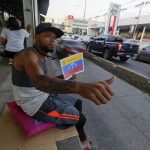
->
[0, 56, 13, 116]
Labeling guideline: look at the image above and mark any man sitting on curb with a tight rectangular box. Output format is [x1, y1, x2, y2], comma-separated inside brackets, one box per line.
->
[12, 23, 115, 150]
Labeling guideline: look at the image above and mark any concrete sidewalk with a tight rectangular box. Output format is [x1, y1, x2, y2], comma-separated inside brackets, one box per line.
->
[51, 56, 150, 150]
[0, 57, 12, 115]
[0, 55, 150, 150]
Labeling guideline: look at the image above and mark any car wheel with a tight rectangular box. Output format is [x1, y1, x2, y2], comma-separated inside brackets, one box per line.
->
[136, 55, 140, 61]
[119, 56, 128, 62]
[102, 49, 111, 60]
[132, 54, 138, 60]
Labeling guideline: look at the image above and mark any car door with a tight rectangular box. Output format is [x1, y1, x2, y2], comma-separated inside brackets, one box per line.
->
[143, 46, 150, 62]
[90, 37, 105, 53]
[140, 46, 150, 62]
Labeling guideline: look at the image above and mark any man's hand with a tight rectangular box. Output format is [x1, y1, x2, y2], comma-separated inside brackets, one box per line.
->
[77, 76, 115, 105]
[56, 74, 77, 80]
[69, 74, 77, 80]
[0, 37, 7, 45]
[26, 24, 32, 33]
[105, 76, 115, 84]
[56, 74, 64, 79]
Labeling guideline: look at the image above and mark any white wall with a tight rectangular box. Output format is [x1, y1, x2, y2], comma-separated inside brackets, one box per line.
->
[118, 14, 150, 26]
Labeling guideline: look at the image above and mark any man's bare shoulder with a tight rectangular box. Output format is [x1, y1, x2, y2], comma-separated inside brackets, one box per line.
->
[15, 47, 38, 61]
[14, 47, 39, 70]
[20, 47, 37, 57]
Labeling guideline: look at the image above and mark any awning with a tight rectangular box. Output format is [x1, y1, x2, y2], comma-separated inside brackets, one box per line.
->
[0, 0, 23, 20]
[38, 0, 49, 16]
[0, 0, 49, 21]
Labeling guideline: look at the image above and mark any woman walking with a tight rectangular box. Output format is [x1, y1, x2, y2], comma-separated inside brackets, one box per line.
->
[0, 17, 31, 64]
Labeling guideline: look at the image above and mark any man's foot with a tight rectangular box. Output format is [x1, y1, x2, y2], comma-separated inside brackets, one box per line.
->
[81, 139, 92, 150]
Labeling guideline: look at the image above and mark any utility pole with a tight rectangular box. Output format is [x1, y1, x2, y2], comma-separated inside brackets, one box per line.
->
[133, 1, 150, 40]
[87, 17, 92, 35]
[82, 0, 87, 35]
[133, 2, 144, 40]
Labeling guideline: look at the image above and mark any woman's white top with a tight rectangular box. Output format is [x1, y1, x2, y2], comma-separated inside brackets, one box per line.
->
[0, 28, 29, 52]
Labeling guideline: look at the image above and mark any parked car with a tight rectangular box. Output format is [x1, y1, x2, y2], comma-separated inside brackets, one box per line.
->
[55, 39, 86, 59]
[86, 34, 139, 62]
[71, 34, 81, 40]
[81, 35, 94, 45]
[136, 46, 150, 63]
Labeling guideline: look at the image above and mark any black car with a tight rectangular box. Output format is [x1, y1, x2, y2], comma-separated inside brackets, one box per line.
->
[136, 46, 150, 63]
[86, 34, 139, 62]
[55, 39, 86, 59]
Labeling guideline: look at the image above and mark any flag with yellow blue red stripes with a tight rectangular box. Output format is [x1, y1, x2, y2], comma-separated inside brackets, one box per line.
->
[60, 53, 84, 80]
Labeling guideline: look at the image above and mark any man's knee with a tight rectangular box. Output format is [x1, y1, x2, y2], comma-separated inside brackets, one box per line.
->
[57, 105, 80, 125]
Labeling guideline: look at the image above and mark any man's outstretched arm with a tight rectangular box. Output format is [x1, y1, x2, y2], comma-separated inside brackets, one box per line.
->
[23, 51, 78, 94]
[23, 51, 115, 105]
[56, 74, 77, 80]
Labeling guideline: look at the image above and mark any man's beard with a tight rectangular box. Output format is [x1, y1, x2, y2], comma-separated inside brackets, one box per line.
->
[40, 45, 54, 53]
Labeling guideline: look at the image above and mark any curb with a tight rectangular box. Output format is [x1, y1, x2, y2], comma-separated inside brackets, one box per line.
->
[85, 52, 150, 95]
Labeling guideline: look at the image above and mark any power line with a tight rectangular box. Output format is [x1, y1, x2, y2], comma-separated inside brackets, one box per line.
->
[122, 0, 137, 5]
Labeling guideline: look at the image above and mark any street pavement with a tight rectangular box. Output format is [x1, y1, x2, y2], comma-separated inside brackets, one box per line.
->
[77, 59, 150, 150]
[51, 56, 150, 150]
[0, 54, 150, 150]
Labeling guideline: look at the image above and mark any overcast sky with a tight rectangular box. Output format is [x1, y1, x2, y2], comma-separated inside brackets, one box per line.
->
[47, 0, 150, 22]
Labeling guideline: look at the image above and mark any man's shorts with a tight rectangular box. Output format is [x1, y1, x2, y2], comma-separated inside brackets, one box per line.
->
[33, 94, 80, 126]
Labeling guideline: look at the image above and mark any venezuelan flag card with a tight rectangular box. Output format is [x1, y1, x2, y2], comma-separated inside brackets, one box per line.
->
[60, 53, 84, 80]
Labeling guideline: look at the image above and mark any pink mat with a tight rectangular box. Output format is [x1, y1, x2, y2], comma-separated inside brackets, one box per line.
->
[7, 101, 56, 137]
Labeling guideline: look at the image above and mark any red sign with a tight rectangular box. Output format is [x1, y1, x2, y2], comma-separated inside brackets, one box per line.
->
[67, 15, 74, 20]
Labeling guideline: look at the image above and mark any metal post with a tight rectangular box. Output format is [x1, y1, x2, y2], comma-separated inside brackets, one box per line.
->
[87, 18, 92, 35]
[82, 0, 87, 35]
[133, 2, 144, 40]
[140, 26, 146, 43]
[103, 13, 108, 34]
[94, 16, 100, 36]
[104, 12, 110, 35]
[23, 0, 35, 46]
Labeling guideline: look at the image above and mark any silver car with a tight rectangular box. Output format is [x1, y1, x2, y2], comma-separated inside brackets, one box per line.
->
[136, 46, 150, 63]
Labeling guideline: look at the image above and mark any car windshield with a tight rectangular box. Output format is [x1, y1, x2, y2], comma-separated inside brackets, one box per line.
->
[107, 36, 123, 42]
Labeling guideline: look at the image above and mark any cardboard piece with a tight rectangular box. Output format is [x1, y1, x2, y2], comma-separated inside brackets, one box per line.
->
[0, 107, 78, 150]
